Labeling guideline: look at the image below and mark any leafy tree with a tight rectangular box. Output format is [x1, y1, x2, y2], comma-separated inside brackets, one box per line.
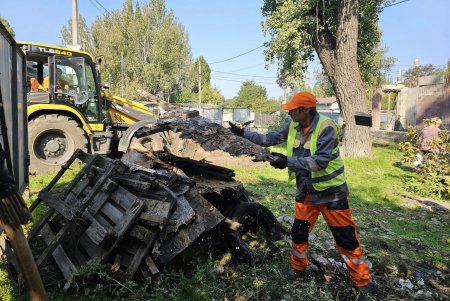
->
[223, 98, 234, 107]
[367, 45, 397, 88]
[201, 85, 225, 105]
[229, 81, 278, 113]
[312, 69, 334, 97]
[0, 17, 15, 37]
[231, 81, 267, 109]
[193, 56, 211, 92]
[364, 45, 396, 109]
[166, 84, 225, 106]
[252, 97, 280, 114]
[262, 0, 390, 157]
[60, 0, 193, 101]
[173, 56, 223, 105]
[171, 89, 196, 103]
[268, 111, 291, 131]
[403, 64, 444, 88]
[60, 15, 94, 53]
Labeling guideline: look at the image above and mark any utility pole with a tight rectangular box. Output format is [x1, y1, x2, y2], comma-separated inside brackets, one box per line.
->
[71, 0, 81, 50]
[279, 80, 287, 103]
[397, 69, 402, 83]
[121, 52, 124, 98]
[387, 92, 391, 125]
[198, 59, 202, 108]
[304, 72, 310, 89]
[447, 59, 450, 83]
[413, 58, 420, 87]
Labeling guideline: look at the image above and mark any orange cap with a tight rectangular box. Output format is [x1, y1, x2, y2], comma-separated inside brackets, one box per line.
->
[281, 91, 317, 110]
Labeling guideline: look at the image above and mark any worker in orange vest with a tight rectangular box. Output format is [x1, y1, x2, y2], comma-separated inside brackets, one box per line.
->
[30, 68, 68, 92]
[30, 77, 46, 91]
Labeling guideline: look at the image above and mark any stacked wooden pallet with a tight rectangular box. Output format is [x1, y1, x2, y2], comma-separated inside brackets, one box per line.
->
[27, 150, 225, 282]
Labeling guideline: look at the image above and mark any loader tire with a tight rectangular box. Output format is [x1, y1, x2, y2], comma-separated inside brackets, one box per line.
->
[28, 114, 88, 175]
[225, 202, 282, 262]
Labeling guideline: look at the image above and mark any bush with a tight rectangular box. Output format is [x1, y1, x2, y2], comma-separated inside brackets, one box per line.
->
[267, 111, 290, 132]
[398, 121, 450, 200]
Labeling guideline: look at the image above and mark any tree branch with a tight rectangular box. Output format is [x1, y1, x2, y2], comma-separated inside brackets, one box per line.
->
[313, 27, 337, 77]
[308, 0, 337, 72]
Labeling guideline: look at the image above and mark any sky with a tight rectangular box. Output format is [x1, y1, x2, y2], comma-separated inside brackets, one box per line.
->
[1, 0, 449, 100]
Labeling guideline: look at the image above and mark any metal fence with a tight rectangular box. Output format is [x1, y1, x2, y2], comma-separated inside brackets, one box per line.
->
[0, 24, 28, 193]
[173, 103, 280, 129]
[254, 113, 277, 127]
[317, 110, 342, 124]
[231, 108, 252, 123]
[198, 107, 223, 124]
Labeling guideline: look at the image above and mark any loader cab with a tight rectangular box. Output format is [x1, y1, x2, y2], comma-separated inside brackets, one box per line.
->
[54, 56, 101, 122]
[21, 43, 103, 123]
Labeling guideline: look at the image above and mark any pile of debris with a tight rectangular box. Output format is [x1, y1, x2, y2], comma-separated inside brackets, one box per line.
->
[119, 89, 276, 164]
[18, 104, 281, 286]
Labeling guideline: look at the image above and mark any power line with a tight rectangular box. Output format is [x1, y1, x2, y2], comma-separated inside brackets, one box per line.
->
[88, 0, 146, 49]
[92, 0, 111, 16]
[209, 45, 265, 64]
[382, 0, 413, 9]
[389, 64, 447, 70]
[214, 78, 266, 85]
[229, 63, 265, 72]
[87, 0, 105, 15]
[208, 1, 413, 69]
[211, 70, 277, 79]
[212, 76, 279, 85]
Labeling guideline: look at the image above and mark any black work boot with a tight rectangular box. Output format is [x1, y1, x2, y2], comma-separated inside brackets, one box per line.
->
[284, 267, 304, 281]
[356, 282, 372, 301]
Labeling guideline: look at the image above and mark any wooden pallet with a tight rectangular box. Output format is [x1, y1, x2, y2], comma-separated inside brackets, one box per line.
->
[28, 152, 146, 281]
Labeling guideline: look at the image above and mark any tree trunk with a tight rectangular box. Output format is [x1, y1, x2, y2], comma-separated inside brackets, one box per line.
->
[331, 69, 373, 157]
[314, 0, 372, 157]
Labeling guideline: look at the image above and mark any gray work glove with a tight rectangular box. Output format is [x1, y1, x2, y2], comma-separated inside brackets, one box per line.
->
[228, 122, 245, 137]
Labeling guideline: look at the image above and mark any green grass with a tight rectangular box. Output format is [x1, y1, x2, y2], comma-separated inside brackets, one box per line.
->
[0, 163, 84, 301]
[227, 144, 449, 298]
[1, 146, 449, 300]
[0, 264, 14, 301]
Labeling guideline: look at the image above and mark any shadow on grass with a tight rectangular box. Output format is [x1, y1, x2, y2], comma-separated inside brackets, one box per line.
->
[237, 172, 449, 299]
[372, 142, 399, 149]
[27, 164, 85, 221]
[392, 161, 417, 173]
[21, 147, 448, 300]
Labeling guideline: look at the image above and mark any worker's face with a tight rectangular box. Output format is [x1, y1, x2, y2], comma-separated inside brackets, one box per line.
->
[288, 107, 309, 123]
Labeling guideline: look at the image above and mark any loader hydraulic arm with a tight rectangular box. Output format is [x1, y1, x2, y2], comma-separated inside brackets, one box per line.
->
[103, 92, 157, 124]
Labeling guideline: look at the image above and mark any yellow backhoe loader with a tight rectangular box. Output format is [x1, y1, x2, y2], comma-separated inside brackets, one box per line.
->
[19, 42, 156, 174]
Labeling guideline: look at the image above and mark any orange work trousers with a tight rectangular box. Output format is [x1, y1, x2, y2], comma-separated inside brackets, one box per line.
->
[290, 195, 370, 287]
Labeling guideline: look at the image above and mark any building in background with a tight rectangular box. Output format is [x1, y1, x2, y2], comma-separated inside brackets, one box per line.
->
[316, 97, 342, 124]
[396, 75, 449, 130]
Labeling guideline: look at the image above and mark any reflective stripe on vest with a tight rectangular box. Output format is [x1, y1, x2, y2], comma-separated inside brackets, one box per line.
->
[286, 121, 299, 182]
[310, 115, 346, 191]
[286, 115, 346, 190]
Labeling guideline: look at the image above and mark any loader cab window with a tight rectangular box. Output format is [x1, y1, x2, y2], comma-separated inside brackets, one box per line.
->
[26, 60, 49, 92]
[55, 56, 100, 122]
[55, 65, 76, 92]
